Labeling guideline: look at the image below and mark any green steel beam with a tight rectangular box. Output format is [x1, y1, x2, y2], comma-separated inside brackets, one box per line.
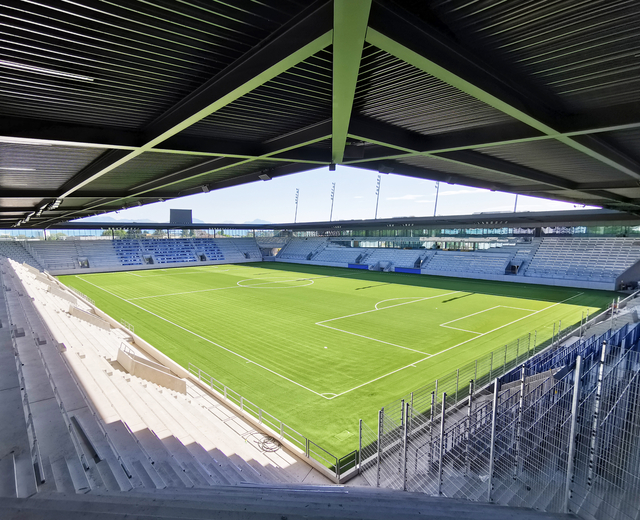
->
[332, 0, 371, 164]
[58, 5, 334, 200]
[365, 27, 640, 182]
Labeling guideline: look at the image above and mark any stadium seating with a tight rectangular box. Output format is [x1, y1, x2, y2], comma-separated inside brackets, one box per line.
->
[192, 238, 225, 261]
[313, 246, 362, 265]
[0, 240, 43, 271]
[365, 248, 424, 268]
[140, 238, 197, 264]
[113, 239, 144, 266]
[75, 239, 122, 268]
[423, 250, 513, 275]
[25, 240, 81, 270]
[278, 237, 328, 260]
[0, 259, 335, 498]
[524, 237, 640, 282]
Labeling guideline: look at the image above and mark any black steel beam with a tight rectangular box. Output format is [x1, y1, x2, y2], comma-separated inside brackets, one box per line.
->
[435, 151, 577, 191]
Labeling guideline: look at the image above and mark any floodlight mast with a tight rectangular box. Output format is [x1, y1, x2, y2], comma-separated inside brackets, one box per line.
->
[294, 188, 300, 223]
[375, 175, 381, 219]
[433, 181, 440, 217]
[330, 182, 336, 222]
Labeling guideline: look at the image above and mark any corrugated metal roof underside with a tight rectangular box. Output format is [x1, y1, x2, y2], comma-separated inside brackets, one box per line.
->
[473, 140, 633, 184]
[396, 155, 539, 187]
[0, 0, 309, 129]
[76, 152, 213, 193]
[163, 159, 280, 193]
[598, 128, 640, 162]
[176, 48, 333, 143]
[353, 44, 514, 135]
[423, 0, 640, 111]
[0, 143, 104, 189]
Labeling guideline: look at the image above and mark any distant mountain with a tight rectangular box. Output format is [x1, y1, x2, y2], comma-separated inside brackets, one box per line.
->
[243, 219, 272, 225]
[72, 216, 159, 224]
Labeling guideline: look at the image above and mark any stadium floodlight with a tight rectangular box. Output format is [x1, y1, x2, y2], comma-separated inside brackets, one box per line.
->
[258, 173, 271, 181]
[201, 185, 210, 193]
[294, 188, 300, 223]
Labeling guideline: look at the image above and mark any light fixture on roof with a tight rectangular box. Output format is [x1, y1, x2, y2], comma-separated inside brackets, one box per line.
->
[50, 199, 63, 209]
[0, 59, 94, 82]
[202, 185, 210, 193]
[0, 167, 36, 171]
[258, 173, 271, 181]
[378, 163, 394, 174]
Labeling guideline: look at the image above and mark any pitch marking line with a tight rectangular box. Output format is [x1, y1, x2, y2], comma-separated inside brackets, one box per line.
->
[316, 323, 433, 355]
[329, 292, 584, 399]
[314, 291, 460, 356]
[317, 291, 461, 325]
[76, 276, 331, 400]
[127, 276, 326, 300]
[439, 305, 538, 334]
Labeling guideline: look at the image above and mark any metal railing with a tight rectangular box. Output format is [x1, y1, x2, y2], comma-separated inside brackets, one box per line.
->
[188, 362, 355, 480]
[361, 318, 640, 520]
[119, 319, 134, 333]
[67, 286, 95, 306]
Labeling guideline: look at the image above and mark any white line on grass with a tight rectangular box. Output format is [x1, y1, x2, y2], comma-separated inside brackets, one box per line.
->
[76, 276, 331, 400]
[127, 285, 242, 300]
[127, 276, 322, 300]
[328, 292, 584, 399]
[439, 306, 501, 328]
[316, 322, 433, 355]
[317, 291, 461, 325]
[441, 326, 483, 334]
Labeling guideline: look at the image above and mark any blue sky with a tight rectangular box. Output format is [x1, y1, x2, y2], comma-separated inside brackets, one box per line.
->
[84, 165, 595, 224]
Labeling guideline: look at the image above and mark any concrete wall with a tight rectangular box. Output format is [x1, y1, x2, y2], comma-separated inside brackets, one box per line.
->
[48, 257, 257, 276]
[116, 348, 186, 394]
[48, 286, 77, 305]
[420, 268, 616, 291]
[617, 259, 640, 290]
[69, 306, 111, 330]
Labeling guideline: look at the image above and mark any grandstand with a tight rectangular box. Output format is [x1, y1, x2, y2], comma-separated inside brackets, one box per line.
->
[2, 0, 640, 518]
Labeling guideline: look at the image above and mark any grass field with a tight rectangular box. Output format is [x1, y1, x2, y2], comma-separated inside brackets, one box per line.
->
[58, 263, 616, 456]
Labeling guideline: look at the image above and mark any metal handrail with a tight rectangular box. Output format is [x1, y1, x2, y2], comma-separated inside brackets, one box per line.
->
[187, 362, 352, 479]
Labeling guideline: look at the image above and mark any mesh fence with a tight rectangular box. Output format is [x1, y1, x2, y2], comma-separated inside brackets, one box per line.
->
[364, 322, 640, 520]
[359, 419, 379, 487]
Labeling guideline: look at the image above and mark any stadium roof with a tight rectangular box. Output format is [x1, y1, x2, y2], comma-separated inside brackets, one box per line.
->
[2, 0, 640, 228]
[47, 209, 640, 233]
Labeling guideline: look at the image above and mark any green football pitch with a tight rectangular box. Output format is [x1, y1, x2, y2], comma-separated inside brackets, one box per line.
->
[58, 263, 615, 456]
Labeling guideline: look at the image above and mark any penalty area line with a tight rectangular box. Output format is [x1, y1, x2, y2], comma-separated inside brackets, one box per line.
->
[330, 292, 584, 399]
[75, 276, 331, 400]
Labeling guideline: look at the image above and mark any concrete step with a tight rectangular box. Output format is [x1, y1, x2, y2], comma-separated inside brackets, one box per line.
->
[228, 454, 266, 485]
[0, 454, 17, 497]
[184, 442, 232, 486]
[160, 435, 217, 487]
[19, 489, 578, 520]
[209, 448, 248, 485]
[102, 421, 164, 489]
[133, 428, 193, 488]
[48, 457, 76, 494]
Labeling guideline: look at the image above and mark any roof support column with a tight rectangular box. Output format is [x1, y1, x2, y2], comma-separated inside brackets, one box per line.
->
[332, 0, 371, 164]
